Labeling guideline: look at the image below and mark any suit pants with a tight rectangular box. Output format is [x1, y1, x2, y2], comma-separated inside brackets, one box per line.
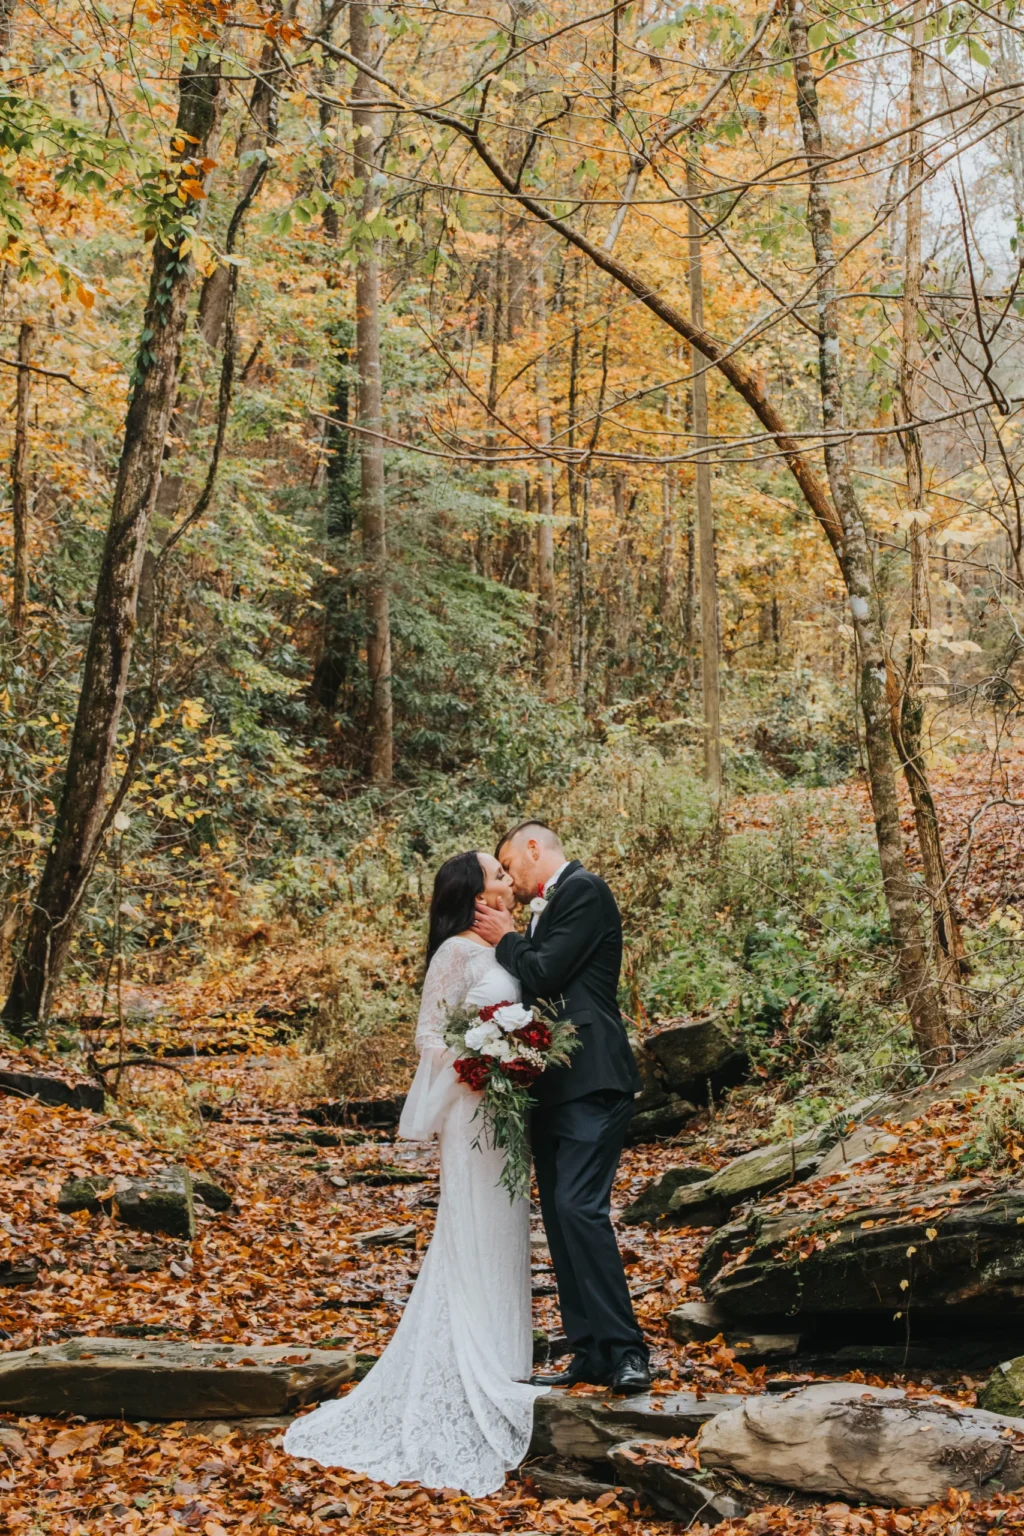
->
[532, 1089, 647, 1376]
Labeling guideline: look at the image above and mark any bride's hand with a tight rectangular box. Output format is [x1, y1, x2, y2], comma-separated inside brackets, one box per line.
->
[473, 899, 516, 946]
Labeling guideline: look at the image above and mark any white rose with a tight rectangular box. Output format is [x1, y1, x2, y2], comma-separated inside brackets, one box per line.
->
[480, 1036, 513, 1062]
[465, 1021, 501, 1052]
[493, 1003, 534, 1034]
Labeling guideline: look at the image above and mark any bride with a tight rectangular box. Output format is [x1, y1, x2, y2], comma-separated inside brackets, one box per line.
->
[284, 850, 547, 1496]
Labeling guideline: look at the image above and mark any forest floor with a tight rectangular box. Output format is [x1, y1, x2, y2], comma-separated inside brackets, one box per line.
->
[3, 742, 1024, 1535]
[2, 1037, 1024, 1536]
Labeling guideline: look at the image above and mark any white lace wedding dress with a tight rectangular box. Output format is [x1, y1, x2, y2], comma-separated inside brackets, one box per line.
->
[284, 935, 546, 1496]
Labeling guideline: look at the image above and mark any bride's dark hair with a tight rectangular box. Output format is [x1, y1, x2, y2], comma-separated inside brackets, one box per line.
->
[426, 851, 484, 965]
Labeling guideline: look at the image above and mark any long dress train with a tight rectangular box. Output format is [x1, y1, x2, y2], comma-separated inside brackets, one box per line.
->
[283, 936, 547, 1496]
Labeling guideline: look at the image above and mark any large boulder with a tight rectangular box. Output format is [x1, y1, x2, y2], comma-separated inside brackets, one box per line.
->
[58, 1166, 231, 1239]
[700, 1179, 1024, 1325]
[621, 1165, 713, 1224]
[698, 1383, 1024, 1507]
[0, 1337, 364, 1420]
[641, 1018, 747, 1102]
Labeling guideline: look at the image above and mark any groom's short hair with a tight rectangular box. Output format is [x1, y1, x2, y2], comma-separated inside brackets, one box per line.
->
[496, 820, 563, 859]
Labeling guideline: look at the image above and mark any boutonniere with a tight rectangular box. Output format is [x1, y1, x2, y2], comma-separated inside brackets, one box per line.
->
[529, 896, 548, 918]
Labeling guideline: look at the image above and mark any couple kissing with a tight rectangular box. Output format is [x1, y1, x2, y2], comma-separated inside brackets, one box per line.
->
[284, 820, 648, 1497]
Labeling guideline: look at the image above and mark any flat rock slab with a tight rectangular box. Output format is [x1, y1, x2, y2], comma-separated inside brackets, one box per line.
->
[700, 1181, 1024, 1321]
[530, 1387, 761, 1461]
[665, 1308, 799, 1364]
[668, 1133, 827, 1229]
[351, 1223, 416, 1248]
[698, 1382, 1024, 1507]
[0, 1338, 361, 1421]
[0, 1069, 104, 1113]
[303, 1096, 406, 1129]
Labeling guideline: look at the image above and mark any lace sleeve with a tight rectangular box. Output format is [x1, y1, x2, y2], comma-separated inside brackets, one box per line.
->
[398, 942, 472, 1141]
[415, 941, 471, 1051]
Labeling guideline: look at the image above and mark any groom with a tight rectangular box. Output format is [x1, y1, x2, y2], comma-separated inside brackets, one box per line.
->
[473, 821, 651, 1394]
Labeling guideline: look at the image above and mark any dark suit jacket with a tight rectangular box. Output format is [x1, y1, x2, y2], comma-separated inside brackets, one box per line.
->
[495, 861, 643, 1108]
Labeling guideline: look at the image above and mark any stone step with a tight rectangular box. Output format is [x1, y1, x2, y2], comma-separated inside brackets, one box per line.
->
[0, 1069, 104, 1113]
[607, 1438, 748, 1522]
[529, 1386, 762, 1461]
[0, 1337, 366, 1421]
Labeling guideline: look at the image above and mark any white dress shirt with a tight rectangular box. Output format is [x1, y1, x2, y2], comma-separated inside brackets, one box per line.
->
[529, 861, 571, 934]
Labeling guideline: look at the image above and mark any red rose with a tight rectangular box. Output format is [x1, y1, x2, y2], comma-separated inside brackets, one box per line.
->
[501, 1057, 542, 1087]
[537, 880, 546, 897]
[513, 1020, 552, 1051]
[477, 1000, 515, 1023]
[454, 1056, 492, 1092]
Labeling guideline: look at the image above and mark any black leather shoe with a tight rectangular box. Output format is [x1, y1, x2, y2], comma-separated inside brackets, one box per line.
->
[531, 1353, 606, 1388]
[608, 1350, 652, 1395]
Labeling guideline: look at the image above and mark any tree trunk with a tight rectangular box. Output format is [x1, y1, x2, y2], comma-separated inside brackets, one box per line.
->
[567, 310, 587, 705]
[317, 0, 342, 241]
[10, 319, 32, 637]
[0, 0, 15, 53]
[311, 319, 357, 712]
[684, 510, 696, 681]
[532, 240, 557, 698]
[2, 51, 223, 1030]
[139, 19, 278, 625]
[351, 0, 393, 782]
[479, 218, 504, 579]
[197, 30, 280, 352]
[659, 366, 677, 625]
[891, 0, 968, 1010]
[788, 0, 950, 1065]
[688, 157, 722, 798]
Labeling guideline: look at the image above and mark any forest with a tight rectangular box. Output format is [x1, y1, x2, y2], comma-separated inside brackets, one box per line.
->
[2, 0, 1024, 1532]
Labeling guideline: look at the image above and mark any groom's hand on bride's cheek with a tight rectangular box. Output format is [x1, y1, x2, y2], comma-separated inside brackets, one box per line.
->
[473, 899, 515, 944]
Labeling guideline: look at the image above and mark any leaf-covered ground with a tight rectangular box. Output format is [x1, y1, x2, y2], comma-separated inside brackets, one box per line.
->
[3, 1038, 1024, 1536]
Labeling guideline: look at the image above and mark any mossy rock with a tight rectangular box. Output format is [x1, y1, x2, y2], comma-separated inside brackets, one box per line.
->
[58, 1166, 231, 1239]
[621, 1166, 713, 1225]
[700, 1182, 1024, 1322]
[980, 1358, 1024, 1418]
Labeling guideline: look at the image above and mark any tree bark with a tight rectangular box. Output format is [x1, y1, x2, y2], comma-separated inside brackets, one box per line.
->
[567, 311, 588, 704]
[688, 157, 722, 798]
[2, 50, 223, 1030]
[479, 217, 504, 580]
[311, 320, 357, 712]
[0, 0, 15, 53]
[197, 29, 280, 353]
[10, 319, 32, 637]
[658, 397, 676, 626]
[532, 240, 558, 698]
[788, 0, 950, 1065]
[351, 0, 393, 782]
[892, 0, 968, 1008]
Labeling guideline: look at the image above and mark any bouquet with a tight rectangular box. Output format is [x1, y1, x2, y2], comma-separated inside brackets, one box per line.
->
[442, 999, 579, 1201]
